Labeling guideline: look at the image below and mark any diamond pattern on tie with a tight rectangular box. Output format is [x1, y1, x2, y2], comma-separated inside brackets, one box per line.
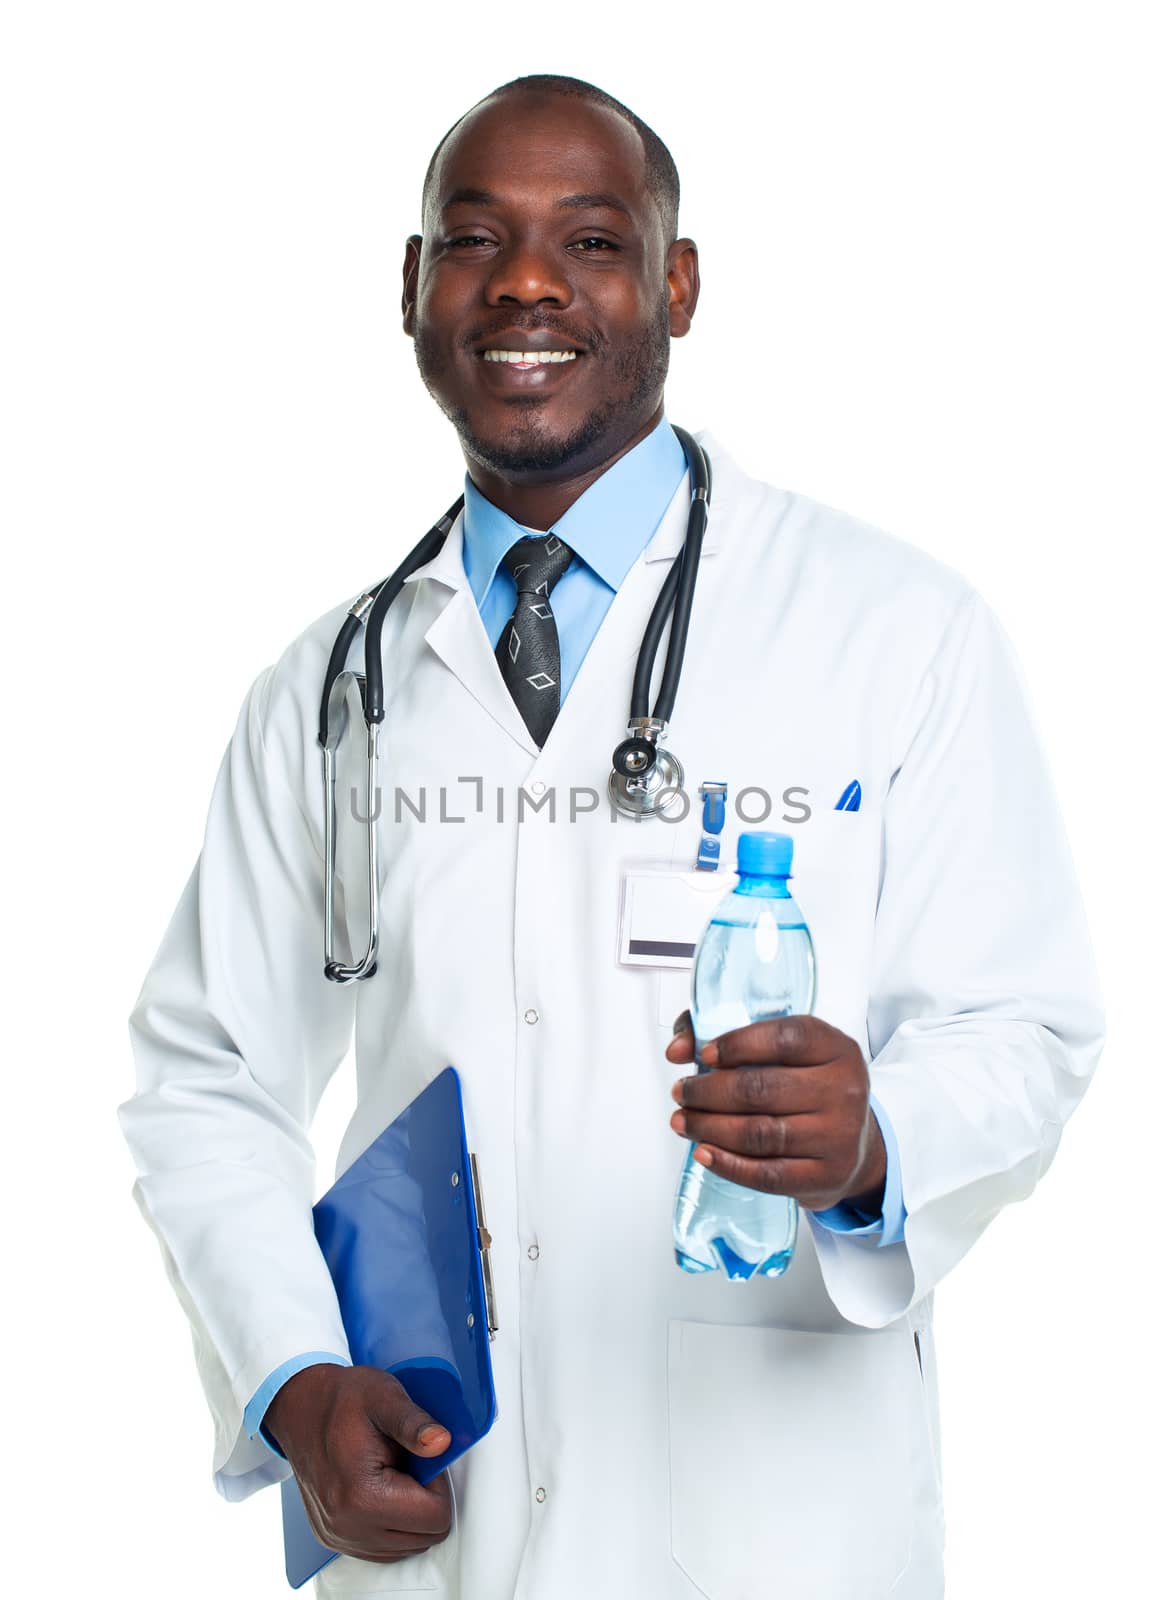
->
[494, 532, 575, 746]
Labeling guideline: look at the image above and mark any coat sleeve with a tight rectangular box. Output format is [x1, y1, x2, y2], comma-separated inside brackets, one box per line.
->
[807, 587, 1106, 1327]
[118, 659, 358, 1501]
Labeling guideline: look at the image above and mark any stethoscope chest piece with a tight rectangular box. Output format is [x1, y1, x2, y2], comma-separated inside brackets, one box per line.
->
[608, 717, 685, 819]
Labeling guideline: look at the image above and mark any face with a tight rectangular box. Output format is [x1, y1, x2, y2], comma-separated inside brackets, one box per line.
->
[402, 93, 698, 479]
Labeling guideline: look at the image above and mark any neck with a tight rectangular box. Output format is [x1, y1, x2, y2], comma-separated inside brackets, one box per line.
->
[462, 406, 664, 529]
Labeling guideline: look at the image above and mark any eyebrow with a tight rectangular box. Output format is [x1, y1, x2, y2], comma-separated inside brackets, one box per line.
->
[441, 187, 635, 220]
[555, 192, 634, 218]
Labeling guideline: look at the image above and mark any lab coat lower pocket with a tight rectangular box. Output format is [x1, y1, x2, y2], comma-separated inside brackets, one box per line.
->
[667, 1318, 925, 1599]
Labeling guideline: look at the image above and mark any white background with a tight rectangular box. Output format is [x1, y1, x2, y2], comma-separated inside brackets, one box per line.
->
[3, 2, 1150, 1595]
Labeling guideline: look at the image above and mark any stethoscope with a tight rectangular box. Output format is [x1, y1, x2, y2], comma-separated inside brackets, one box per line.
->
[318, 422, 712, 983]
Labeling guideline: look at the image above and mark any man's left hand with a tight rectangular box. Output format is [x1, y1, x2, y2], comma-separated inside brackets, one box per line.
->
[665, 1012, 886, 1214]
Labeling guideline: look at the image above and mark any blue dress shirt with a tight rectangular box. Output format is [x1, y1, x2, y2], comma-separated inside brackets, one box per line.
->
[461, 412, 688, 700]
[243, 418, 907, 1459]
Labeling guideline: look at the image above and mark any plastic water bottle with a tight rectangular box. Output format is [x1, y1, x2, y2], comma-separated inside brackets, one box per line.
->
[672, 831, 816, 1279]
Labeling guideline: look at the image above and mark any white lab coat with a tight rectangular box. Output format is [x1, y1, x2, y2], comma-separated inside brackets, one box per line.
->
[120, 430, 1104, 1600]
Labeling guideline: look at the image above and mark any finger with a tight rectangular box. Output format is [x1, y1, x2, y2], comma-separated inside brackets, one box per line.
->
[305, 1490, 446, 1563]
[359, 1544, 444, 1562]
[317, 1464, 452, 1550]
[703, 1014, 845, 1070]
[689, 1144, 827, 1196]
[675, 1063, 829, 1115]
[338, 1523, 450, 1563]
[351, 1477, 452, 1551]
[672, 1109, 829, 1161]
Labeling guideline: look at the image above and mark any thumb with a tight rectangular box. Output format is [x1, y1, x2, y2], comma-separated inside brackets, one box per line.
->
[413, 1418, 452, 1455]
[367, 1373, 452, 1455]
[666, 1010, 695, 1061]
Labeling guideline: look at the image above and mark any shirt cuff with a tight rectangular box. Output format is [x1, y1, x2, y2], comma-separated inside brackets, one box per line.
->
[808, 1092, 907, 1247]
[243, 1351, 353, 1460]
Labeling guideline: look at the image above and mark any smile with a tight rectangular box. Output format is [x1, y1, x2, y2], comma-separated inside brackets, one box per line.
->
[482, 350, 579, 366]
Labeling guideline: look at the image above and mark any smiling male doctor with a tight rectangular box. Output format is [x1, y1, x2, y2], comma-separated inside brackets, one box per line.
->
[120, 74, 1105, 1599]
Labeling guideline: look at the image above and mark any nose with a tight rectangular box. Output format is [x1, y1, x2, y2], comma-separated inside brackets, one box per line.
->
[484, 238, 573, 310]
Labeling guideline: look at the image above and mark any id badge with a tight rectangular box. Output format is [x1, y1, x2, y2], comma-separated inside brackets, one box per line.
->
[617, 863, 738, 971]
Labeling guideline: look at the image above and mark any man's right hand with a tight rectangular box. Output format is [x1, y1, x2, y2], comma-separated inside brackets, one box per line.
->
[264, 1364, 454, 1565]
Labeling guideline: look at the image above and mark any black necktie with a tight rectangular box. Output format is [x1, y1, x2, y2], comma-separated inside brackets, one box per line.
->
[495, 533, 575, 747]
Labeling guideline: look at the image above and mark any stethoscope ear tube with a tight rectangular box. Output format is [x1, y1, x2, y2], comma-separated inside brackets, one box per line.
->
[612, 427, 711, 812]
[318, 609, 373, 749]
[362, 495, 465, 725]
[653, 426, 710, 724]
[322, 677, 380, 983]
[628, 427, 711, 725]
[630, 554, 682, 724]
[318, 494, 463, 982]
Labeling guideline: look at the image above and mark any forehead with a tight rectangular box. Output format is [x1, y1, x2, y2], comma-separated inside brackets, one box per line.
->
[427, 93, 653, 222]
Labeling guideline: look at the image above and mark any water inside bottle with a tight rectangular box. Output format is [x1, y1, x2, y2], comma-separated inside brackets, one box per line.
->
[672, 918, 814, 1278]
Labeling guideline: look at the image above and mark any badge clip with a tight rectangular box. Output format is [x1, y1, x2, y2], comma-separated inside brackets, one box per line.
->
[696, 780, 728, 871]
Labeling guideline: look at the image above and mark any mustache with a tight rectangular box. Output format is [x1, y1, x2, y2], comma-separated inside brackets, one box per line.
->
[461, 316, 603, 354]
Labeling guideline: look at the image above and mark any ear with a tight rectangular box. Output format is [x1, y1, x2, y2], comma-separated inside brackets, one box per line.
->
[401, 235, 422, 338]
[666, 238, 700, 340]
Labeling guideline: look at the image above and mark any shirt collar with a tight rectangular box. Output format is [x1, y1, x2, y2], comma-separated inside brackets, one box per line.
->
[461, 417, 688, 612]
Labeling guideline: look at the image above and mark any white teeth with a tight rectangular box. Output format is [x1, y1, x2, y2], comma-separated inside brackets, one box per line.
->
[483, 350, 578, 364]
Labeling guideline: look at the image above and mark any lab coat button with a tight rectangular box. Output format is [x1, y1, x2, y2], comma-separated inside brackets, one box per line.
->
[523, 1008, 539, 1024]
[535, 1487, 547, 1503]
[527, 1244, 539, 1260]
[530, 780, 546, 796]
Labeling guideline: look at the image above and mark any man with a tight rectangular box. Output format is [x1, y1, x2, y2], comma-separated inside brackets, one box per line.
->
[120, 75, 1104, 1598]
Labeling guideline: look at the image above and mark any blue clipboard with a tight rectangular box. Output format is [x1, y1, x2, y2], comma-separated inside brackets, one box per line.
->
[280, 1065, 498, 1588]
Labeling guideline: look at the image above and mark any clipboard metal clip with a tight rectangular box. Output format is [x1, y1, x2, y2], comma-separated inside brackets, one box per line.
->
[469, 1151, 499, 1340]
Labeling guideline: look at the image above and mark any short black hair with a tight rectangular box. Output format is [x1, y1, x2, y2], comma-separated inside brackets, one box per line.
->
[420, 74, 680, 245]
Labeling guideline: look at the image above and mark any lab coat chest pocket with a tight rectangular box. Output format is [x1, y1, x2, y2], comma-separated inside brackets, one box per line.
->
[785, 810, 879, 1035]
[667, 1319, 925, 1598]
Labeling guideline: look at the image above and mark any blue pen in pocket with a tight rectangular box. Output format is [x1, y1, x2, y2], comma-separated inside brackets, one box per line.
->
[835, 780, 862, 812]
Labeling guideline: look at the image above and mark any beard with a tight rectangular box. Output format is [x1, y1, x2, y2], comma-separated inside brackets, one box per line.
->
[412, 300, 671, 475]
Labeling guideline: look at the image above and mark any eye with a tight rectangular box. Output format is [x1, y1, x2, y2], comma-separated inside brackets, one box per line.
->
[570, 236, 619, 253]
[445, 235, 494, 249]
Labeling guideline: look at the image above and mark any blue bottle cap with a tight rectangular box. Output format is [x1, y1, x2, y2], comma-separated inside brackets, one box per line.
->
[736, 831, 794, 878]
